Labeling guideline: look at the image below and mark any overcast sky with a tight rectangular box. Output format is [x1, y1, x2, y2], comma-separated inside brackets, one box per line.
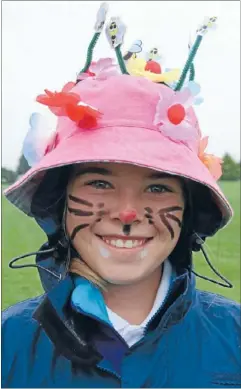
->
[2, 1, 240, 170]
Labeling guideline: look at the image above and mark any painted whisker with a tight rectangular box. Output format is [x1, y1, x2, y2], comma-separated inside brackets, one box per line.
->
[71, 224, 90, 241]
[68, 207, 93, 217]
[69, 194, 93, 207]
[160, 215, 174, 239]
[97, 210, 109, 217]
[166, 213, 182, 228]
[158, 206, 183, 214]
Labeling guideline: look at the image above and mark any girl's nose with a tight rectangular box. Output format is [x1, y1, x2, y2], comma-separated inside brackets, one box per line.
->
[119, 210, 137, 224]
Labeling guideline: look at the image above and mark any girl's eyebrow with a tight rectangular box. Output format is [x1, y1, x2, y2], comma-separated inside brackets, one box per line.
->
[147, 172, 176, 180]
[74, 168, 176, 180]
[75, 167, 113, 177]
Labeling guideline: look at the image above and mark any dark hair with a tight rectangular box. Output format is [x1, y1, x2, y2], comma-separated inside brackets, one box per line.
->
[169, 179, 222, 269]
[31, 165, 73, 225]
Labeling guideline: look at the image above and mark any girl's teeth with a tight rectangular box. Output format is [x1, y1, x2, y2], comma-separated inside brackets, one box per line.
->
[125, 240, 133, 248]
[102, 238, 145, 248]
[116, 239, 124, 248]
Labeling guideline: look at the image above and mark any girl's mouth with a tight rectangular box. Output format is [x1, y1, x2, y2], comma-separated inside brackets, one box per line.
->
[96, 235, 153, 249]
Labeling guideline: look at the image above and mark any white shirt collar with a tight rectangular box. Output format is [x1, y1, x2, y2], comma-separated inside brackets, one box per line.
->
[106, 259, 172, 344]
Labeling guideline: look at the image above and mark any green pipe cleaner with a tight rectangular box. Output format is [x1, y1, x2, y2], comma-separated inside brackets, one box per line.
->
[78, 32, 100, 75]
[115, 45, 129, 75]
[189, 63, 195, 81]
[175, 34, 202, 91]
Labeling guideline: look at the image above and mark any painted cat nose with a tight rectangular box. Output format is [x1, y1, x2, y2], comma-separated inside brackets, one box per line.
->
[119, 210, 137, 224]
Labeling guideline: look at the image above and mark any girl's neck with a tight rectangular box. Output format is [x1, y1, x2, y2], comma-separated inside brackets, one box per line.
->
[102, 265, 163, 325]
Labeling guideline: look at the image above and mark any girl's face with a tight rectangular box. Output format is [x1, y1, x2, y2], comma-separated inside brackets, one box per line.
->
[66, 162, 185, 285]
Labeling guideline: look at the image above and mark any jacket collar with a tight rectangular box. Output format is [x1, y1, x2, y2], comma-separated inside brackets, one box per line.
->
[153, 269, 196, 332]
[33, 275, 103, 365]
[33, 265, 196, 363]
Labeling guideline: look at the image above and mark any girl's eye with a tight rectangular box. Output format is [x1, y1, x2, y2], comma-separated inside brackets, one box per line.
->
[146, 184, 172, 194]
[85, 180, 114, 190]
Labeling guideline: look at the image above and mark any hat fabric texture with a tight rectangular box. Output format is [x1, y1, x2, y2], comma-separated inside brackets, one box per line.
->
[5, 74, 232, 236]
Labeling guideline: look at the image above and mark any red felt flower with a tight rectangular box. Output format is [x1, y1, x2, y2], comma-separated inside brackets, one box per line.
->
[36, 82, 102, 129]
[37, 87, 80, 108]
[66, 103, 102, 128]
[36, 84, 80, 117]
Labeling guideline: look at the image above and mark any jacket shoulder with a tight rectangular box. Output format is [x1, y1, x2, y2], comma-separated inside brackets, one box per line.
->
[2, 295, 45, 335]
[2, 295, 44, 321]
[2, 296, 47, 388]
[196, 289, 240, 328]
[197, 289, 240, 310]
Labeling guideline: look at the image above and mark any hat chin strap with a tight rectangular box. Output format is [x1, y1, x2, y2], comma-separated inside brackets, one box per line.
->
[8, 247, 61, 280]
[190, 232, 233, 288]
[8, 231, 233, 289]
[9, 197, 233, 289]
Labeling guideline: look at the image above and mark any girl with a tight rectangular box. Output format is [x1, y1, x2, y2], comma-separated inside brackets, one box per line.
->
[2, 4, 240, 388]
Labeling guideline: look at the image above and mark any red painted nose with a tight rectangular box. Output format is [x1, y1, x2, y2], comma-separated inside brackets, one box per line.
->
[119, 210, 137, 224]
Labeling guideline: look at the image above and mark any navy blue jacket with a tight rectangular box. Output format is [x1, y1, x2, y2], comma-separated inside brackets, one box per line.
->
[2, 261, 241, 388]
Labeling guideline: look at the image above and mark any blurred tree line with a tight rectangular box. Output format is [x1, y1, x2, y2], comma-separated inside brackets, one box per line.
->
[1, 155, 30, 184]
[1, 153, 241, 185]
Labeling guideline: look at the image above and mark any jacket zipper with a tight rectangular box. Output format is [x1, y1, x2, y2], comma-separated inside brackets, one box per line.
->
[73, 307, 127, 380]
[97, 364, 121, 381]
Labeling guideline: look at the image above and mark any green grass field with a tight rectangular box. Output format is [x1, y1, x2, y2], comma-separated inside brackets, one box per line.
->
[2, 181, 240, 310]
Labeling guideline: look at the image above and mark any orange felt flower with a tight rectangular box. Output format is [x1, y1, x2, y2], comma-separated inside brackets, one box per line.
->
[198, 136, 223, 180]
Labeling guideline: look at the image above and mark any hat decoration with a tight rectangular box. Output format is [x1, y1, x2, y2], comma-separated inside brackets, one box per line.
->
[36, 81, 102, 127]
[153, 86, 196, 142]
[124, 40, 181, 84]
[198, 136, 223, 180]
[22, 113, 58, 167]
[22, 4, 222, 180]
[77, 57, 119, 81]
[77, 2, 108, 75]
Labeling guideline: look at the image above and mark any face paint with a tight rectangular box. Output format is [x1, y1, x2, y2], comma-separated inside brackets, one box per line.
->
[158, 205, 183, 239]
[71, 224, 90, 241]
[100, 246, 110, 258]
[119, 210, 137, 224]
[165, 213, 182, 228]
[145, 214, 152, 219]
[144, 207, 153, 213]
[145, 207, 154, 225]
[140, 248, 148, 259]
[68, 194, 109, 242]
[69, 194, 93, 207]
[123, 224, 131, 236]
[67, 162, 185, 287]
[97, 210, 109, 217]
[68, 207, 94, 217]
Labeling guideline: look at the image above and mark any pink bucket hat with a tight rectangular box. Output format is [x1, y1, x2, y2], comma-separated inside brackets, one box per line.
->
[4, 6, 232, 238]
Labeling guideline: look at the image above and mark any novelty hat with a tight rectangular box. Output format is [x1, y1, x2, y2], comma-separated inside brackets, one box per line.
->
[4, 4, 232, 241]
